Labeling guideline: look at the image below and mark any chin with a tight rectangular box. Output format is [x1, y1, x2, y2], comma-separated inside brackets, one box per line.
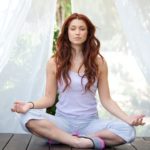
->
[72, 41, 84, 45]
[71, 43, 83, 47]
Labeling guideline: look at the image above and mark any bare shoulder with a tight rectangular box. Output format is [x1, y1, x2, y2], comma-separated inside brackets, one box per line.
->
[47, 57, 57, 75]
[96, 55, 108, 73]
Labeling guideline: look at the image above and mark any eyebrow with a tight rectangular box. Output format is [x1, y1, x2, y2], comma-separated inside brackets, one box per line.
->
[69, 25, 86, 28]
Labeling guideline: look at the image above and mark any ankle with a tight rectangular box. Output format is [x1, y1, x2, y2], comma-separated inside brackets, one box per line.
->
[72, 136, 93, 148]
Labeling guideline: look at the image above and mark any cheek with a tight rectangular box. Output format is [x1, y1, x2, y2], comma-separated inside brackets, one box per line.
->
[83, 32, 88, 40]
[68, 31, 74, 39]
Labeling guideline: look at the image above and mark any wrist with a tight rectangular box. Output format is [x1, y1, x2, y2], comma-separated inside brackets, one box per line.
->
[122, 115, 131, 125]
[28, 102, 34, 109]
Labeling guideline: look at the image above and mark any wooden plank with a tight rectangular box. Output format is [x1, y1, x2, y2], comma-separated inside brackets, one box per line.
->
[72, 148, 93, 150]
[3, 134, 31, 150]
[143, 137, 150, 141]
[0, 133, 13, 150]
[27, 135, 49, 150]
[105, 147, 115, 150]
[72, 143, 135, 150]
[114, 143, 136, 150]
[50, 144, 71, 150]
[131, 137, 150, 150]
[0, 134, 150, 150]
[51, 145, 114, 150]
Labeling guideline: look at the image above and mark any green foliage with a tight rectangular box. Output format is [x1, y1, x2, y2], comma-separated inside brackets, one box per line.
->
[52, 26, 59, 53]
[61, 0, 72, 18]
[46, 94, 59, 115]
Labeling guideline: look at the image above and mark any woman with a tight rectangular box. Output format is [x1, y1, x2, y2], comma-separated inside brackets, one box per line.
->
[11, 13, 145, 149]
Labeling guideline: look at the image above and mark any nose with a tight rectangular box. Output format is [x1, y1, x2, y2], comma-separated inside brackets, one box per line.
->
[75, 29, 80, 34]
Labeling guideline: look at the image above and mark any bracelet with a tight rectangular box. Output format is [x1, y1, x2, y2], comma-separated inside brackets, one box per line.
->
[28, 102, 34, 109]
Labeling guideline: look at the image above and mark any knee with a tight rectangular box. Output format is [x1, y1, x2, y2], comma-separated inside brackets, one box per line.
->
[25, 119, 46, 136]
[126, 125, 136, 143]
[26, 119, 44, 131]
[119, 123, 136, 143]
[26, 120, 43, 133]
[26, 119, 35, 129]
[26, 119, 55, 131]
[111, 121, 136, 143]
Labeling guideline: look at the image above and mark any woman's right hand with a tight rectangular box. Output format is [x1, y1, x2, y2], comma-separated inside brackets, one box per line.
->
[11, 101, 32, 114]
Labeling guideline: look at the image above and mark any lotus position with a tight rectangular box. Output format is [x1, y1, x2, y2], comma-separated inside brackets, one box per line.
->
[11, 13, 145, 149]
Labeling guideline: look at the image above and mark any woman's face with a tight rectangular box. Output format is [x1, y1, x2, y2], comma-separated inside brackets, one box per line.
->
[68, 19, 88, 46]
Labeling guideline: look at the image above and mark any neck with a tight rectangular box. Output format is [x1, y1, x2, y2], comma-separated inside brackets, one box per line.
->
[71, 44, 83, 58]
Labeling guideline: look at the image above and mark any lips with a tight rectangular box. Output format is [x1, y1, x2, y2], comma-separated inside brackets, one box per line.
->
[74, 37, 81, 40]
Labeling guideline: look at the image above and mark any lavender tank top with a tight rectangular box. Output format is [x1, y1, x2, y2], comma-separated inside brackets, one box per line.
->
[55, 70, 98, 119]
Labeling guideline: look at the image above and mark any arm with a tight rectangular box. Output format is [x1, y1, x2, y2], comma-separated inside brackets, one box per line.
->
[11, 58, 57, 113]
[32, 58, 57, 109]
[97, 57, 145, 126]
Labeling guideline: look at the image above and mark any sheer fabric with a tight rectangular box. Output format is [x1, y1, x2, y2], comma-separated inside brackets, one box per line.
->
[114, 0, 150, 84]
[0, 0, 56, 133]
[71, 0, 150, 136]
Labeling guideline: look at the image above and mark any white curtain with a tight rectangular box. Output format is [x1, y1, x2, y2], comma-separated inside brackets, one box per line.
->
[0, 0, 57, 133]
[114, 0, 150, 85]
[71, 0, 150, 136]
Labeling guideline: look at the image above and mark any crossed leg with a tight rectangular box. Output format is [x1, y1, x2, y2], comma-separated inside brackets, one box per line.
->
[90, 130, 125, 146]
[81, 119, 135, 147]
[26, 119, 126, 149]
[26, 119, 94, 148]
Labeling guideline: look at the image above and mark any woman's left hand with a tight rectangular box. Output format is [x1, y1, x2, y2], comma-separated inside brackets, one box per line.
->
[127, 114, 145, 126]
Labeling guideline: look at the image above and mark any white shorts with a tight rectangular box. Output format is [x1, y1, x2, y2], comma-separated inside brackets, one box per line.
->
[18, 109, 136, 143]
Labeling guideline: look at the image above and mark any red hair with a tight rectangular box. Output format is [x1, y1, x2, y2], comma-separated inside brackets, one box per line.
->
[53, 13, 103, 92]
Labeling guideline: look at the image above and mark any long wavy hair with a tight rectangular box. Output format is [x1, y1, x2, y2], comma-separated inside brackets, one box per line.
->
[53, 13, 103, 92]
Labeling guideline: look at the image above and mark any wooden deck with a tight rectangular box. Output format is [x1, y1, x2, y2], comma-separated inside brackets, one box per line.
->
[0, 133, 150, 150]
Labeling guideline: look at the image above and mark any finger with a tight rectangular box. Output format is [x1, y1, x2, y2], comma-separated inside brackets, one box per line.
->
[132, 120, 137, 126]
[16, 103, 20, 113]
[11, 103, 17, 112]
[132, 118, 141, 126]
[14, 101, 22, 104]
[137, 118, 143, 125]
[138, 114, 145, 119]
[16, 103, 23, 113]
[135, 118, 145, 126]
[139, 118, 145, 125]
[11, 108, 15, 112]
[141, 122, 145, 126]
[14, 104, 18, 111]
